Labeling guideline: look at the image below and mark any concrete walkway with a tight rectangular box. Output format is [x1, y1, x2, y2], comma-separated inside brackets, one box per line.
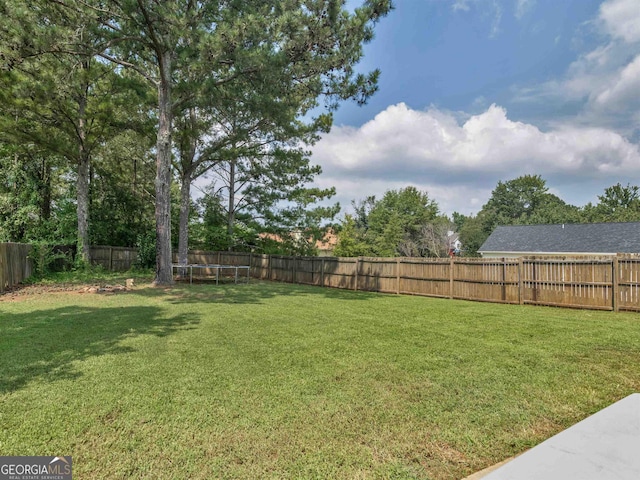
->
[465, 393, 640, 480]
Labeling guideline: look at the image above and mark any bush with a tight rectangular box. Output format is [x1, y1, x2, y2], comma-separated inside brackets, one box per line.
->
[135, 233, 156, 269]
[28, 242, 72, 277]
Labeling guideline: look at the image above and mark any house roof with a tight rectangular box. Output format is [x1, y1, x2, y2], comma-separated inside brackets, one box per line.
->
[315, 230, 338, 250]
[258, 229, 337, 251]
[479, 222, 640, 255]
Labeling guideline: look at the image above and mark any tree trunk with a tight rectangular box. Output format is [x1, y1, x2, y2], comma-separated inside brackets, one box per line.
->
[153, 50, 174, 285]
[76, 77, 91, 265]
[177, 170, 192, 272]
[227, 158, 235, 251]
[177, 109, 198, 275]
[40, 158, 51, 221]
[76, 151, 90, 262]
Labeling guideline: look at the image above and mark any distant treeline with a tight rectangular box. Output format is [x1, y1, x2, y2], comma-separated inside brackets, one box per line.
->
[333, 176, 640, 257]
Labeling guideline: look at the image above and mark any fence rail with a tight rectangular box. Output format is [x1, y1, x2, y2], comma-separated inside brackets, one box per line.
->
[0, 243, 33, 293]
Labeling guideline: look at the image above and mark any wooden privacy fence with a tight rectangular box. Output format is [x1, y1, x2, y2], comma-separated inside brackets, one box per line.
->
[0, 243, 33, 293]
[90, 246, 139, 271]
[191, 251, 640, 313]
[8, 242, 640, 312]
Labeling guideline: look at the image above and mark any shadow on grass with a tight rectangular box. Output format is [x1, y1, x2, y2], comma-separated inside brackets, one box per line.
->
[129, 280, 379, 305]
[0, 305, 198, 394]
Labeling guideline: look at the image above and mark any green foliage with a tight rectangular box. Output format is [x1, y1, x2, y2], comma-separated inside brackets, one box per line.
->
[333, 215, 371, 257]
[1, 0, 394, 265]
[482, 175, 549, 232]
[28, 242, 71, 277]
[453, 214, 486, 257]
[195, 188, 236, 251]
[134, 233, 156, 270]
[368, 187, 440, 240]
[337, 187, 449, 257]
[89, 131, 156, 247]
[0, 144, 61, 242]
[582, 183, 640, 222]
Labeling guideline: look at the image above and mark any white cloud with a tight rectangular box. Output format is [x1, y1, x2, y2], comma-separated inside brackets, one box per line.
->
[489, 0, 503, 37]
[592, 54, 640, 109]
[312, 103, 640, 215]
[452, 0, 471, 12]
[599, 0, 640, 43]
[511, 0, 640, 132]
[317, 103, 639, 174]
[515, 0, 535, 20]
[449, 0, 503, 37]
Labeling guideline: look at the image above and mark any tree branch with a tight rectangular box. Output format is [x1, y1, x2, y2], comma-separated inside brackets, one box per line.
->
[96, 52, 158, 85]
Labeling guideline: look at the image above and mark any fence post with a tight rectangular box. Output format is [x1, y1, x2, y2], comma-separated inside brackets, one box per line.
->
[518, 258, 524, 305]
[501, 258, 507, 302]
[449, 256, 454, 299]
[0, 244, 5, 293]
[217, 251, 221, 265]
[354, 257, 360, 291]
[612, 257, 619, 312]
[249, 252, 253, 278]
[292, 255, 296, 284]
[109, 247, 113, 271]
[396, 258, 401, 294]
[268, 255, 273, 280]
[321, 258, 325, 287]
[532, 258, 538, 303]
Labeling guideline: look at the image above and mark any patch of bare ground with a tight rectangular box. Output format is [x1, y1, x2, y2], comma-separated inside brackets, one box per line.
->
[0, 281, 135, 302]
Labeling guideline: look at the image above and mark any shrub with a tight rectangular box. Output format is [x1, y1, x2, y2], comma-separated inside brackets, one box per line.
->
[135, 233, 156, 269]
[28, 242, 72, 277]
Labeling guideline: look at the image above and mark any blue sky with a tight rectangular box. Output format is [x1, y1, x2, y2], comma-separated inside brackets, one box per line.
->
[311, 0, 640, 216]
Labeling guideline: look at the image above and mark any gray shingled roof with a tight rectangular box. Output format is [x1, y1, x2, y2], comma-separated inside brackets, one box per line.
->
[479, 222, 640, 254]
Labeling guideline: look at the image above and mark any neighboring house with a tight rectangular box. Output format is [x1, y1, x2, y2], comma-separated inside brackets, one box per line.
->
[315, 229, 338, 257]
[258, 229, 337, 256]
[447, 231, 462, 256]
[478, 222, 640, 258]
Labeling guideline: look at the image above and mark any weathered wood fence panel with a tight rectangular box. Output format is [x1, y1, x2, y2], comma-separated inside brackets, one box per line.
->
[520, 258, 613, 310]
[293, 257, 321, 286]
[322, 257, 357, 290]
[452, 258, 520, 304]
[251, 254, 270, 280]
[90, 246, 138, 271]
[269, 255, 294, 283]
[616, 257, 640, 312]
[0, 243, 33, 292]
[398, 258, 450, 297]
[358, 257, 397, 293]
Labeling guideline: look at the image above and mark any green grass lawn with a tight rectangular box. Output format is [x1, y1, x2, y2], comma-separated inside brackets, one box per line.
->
[1, 280, 639, 479]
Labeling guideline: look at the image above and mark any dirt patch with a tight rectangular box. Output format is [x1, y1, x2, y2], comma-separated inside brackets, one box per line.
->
[0, 281, 134, 302]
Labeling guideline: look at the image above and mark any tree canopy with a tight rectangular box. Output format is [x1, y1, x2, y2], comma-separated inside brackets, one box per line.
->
[0, 0, 393, 280]
[334, 187, 452, 257]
